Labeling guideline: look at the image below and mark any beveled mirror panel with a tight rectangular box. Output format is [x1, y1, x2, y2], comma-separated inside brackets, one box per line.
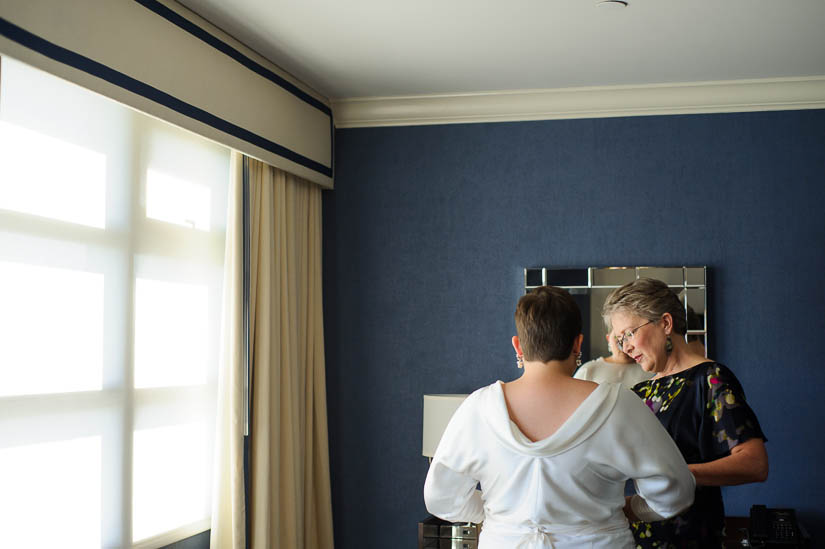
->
[524, 266, 708, 362]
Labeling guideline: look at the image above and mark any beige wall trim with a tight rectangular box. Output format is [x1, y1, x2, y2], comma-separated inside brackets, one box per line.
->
[0, 0, 334, 188]
[333, 77, 825, 128]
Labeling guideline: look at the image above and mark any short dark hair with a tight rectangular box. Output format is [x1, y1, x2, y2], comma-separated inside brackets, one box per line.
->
[514, 286, 582, 362]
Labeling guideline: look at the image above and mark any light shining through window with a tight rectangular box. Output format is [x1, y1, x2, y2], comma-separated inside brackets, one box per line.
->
[134, 278, 209, 388]
[0, 120, 106, 228]
[146, 168, 211, 230]
[0, 261, 103, 396]
[132, 423, 209, 542]
[0, 55, 227, 547]
[0, 436, 102, 548]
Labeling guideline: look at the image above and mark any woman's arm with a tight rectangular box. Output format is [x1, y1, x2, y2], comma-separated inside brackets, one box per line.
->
[423, 391, 485, 523]
[689, 438, 768, 486]
[424, 461, 484, 523]
[615, 391, 695, 520]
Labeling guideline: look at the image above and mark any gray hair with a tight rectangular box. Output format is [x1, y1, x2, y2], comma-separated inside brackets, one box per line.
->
[602, 315, 614, 334]
[602, 278, 687, 335]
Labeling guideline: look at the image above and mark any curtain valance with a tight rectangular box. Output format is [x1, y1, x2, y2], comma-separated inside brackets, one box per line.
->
[0, 0, 333, 188]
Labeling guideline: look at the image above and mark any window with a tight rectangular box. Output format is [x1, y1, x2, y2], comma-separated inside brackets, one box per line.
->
[0, 57, 229, 548]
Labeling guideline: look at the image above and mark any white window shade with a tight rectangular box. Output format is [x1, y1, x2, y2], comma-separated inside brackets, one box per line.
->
[0, 56, 229, 548]
[0, 436, 102, 549]
[0, 261, 104, 396]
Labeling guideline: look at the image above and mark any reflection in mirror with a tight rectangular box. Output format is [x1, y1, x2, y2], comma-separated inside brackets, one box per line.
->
[545, 269, 589, 287]
[685, 267, 706, 286]
[592, 267, 636, 286]
[524, 267, 708, 362]
[636, 267, 685, 286]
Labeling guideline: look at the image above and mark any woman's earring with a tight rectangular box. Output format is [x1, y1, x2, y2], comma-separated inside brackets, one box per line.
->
[576, 352, 582, 367]
[516, 354, 524, 369]
[665, 335, 673, 353]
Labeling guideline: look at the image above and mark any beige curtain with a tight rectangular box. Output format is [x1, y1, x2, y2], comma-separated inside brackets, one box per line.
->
[211, 151, 247, 549]
[247, 158, 334, 548]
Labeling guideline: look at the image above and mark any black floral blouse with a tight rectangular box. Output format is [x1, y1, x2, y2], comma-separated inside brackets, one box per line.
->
[629, 362, 766, 549]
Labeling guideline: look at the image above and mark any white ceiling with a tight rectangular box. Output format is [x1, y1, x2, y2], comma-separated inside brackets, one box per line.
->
[176, 0, 825, 101]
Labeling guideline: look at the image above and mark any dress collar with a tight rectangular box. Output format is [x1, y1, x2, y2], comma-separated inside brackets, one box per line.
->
[482, 381, 621, 457]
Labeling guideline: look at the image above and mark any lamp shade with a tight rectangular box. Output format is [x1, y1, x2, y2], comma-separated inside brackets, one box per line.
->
[422, 394, 468, 458]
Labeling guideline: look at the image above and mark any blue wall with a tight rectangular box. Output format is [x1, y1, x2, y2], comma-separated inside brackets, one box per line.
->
[323, 110, 825, 548]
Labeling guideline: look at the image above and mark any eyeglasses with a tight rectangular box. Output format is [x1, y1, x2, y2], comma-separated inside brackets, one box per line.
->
[615, 320, 655, 350]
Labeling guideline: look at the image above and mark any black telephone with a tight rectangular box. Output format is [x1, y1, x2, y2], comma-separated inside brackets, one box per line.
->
[748, 504, 806, 548]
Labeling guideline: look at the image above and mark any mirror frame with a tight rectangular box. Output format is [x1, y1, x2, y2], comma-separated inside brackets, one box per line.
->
[523, 266, 709, 360]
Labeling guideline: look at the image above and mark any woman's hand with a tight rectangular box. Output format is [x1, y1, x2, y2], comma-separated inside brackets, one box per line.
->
[689, 438, 769, 486]
[622, 496, 639, 522]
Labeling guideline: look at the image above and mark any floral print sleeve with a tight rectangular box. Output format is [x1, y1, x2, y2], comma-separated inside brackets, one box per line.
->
[702, 364, 767, 459]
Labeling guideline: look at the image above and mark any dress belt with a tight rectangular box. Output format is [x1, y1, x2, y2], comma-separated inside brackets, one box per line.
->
[482, 518, 628, 548]
[518, 521, 555, 549]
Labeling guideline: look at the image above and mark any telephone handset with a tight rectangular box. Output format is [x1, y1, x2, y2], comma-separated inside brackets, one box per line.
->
[748, 504, 805, 548]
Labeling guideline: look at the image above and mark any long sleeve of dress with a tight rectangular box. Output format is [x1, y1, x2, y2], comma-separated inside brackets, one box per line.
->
[424, 461, 484, 523]
[423, 395, 485, 524]
[607, 390, 696, 519]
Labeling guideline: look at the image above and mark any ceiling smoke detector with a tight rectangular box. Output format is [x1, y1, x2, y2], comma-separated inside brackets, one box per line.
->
[597, 0, 629, 8]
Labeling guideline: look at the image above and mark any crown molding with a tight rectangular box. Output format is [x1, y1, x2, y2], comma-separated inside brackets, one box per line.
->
[332, 77, 825, 128]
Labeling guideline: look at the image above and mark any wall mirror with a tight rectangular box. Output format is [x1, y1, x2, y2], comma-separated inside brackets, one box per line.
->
[523, 267, 708, 363]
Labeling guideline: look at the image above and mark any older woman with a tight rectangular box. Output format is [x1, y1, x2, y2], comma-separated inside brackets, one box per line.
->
[603, 278, 768, 548]
[424, 286, 695, 548]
